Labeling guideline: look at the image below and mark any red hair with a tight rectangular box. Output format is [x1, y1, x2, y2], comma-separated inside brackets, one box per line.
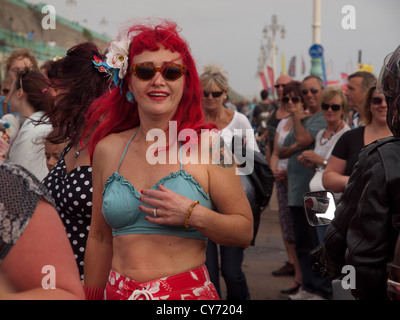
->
[85, 20, 216, 161]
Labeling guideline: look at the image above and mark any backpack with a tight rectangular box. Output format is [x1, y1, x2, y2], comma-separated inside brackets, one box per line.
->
[233, 138, 274, 245]
[248, 150, 274, 209]
[232, 136, 274, 209]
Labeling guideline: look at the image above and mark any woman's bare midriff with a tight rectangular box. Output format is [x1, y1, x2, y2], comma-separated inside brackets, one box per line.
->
[111, 233, 207, 283]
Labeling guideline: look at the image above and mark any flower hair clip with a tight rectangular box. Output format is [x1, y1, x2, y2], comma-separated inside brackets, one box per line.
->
[93, 39, 130, 93]
[93, 55, 115, 91]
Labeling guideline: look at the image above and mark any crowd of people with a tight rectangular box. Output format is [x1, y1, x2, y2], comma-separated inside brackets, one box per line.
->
[0, 18, 399, 301]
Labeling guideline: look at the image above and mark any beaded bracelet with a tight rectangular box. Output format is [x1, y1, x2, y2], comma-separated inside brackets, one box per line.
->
[185, 200, 199, 229]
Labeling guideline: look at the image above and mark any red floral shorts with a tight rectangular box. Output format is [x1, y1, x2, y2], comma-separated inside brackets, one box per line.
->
[105, 265, 220, 300]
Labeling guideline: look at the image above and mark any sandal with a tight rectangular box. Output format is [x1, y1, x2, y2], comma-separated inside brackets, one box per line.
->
[280, 281, 302, 295]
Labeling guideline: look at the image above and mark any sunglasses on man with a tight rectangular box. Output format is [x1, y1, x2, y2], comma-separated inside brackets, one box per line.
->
[301, 88, 319, 95]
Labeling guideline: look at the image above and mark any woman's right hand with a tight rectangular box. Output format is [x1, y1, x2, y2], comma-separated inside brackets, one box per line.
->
[273, 169, 287, 182]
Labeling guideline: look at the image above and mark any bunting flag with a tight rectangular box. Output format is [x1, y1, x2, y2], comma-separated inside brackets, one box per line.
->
[264, 64, 272, 93]
[341, 72, 349, 90]
[267, 66, 275, 95]
[325, 59, 334, 79]
[288, 56, 296, 77]
[326, 80, 340, 86]
[357, 63, 374, 73]
[281, 53, 286, 75]
[347, 59, 353, 74]
[258, 71, 268, 90]
[341, 72, 349, 81]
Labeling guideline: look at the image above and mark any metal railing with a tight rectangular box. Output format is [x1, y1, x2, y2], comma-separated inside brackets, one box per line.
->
[0, 27, 66, 61]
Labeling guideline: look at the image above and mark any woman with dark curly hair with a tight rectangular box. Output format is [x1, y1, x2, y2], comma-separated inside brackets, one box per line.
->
[41, 42, 109, 280]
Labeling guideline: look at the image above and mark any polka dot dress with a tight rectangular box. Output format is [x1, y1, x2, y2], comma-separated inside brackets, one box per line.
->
[42, 145, 93, 280]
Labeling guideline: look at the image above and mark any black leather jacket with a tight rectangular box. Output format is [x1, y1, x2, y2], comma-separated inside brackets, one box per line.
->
[324, 137, 400, 299]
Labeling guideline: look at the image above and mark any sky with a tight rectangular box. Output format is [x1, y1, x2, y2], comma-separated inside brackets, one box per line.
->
[28, 0, 400, 99]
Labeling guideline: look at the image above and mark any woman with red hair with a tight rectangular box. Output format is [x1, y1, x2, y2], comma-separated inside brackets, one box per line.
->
[83, 20, 253, 300]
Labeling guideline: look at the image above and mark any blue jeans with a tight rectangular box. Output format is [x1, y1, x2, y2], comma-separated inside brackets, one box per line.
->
[289, 206, 332, 299]
[206, 240, 249, 300]
[316, 225, 328, 244]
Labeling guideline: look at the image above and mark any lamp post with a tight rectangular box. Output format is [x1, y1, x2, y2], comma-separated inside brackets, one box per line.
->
[66, 0, 77, 22]
[310, 0, 325, 80]
[312, 0, 321, 44]
[262, 14, 286, 80]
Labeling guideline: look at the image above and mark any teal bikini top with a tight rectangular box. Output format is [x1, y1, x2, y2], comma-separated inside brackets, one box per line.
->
[102, 130, 212, 240]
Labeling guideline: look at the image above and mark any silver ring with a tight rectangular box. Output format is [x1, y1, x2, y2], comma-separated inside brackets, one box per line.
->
[153, 208, 157, 217]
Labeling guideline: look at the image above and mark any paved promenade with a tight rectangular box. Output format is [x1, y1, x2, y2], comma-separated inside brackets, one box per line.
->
[220, 190, 294, 300]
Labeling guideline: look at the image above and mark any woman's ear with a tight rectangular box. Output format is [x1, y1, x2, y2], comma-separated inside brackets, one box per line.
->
[127, 78, 135, 96]
[16, 88, 24, 99]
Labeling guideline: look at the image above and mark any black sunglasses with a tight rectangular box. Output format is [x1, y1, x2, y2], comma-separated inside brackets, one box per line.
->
[131, 63, 187, 81]
[1, 89, 10, 95]
[203, 91, 224, 98]
[321, 103, 341, 111]
[282, 96, 301, 104]
[371, 96, 385, 105]
[274, 84, 286, 89]
[302, 88, 319, 95]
